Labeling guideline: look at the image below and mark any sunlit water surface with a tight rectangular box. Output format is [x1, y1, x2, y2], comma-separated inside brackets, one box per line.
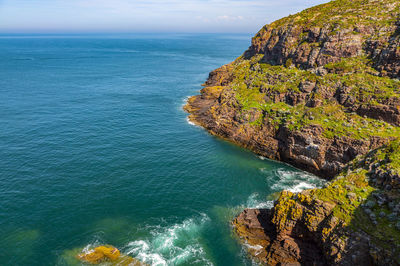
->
[0, 34, 324, 265]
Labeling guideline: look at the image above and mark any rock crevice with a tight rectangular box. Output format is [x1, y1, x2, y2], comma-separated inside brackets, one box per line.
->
[184, 0, 400, 264]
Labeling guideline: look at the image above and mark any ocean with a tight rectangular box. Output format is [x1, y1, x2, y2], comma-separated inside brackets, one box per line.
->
[0, 34, 325, 265]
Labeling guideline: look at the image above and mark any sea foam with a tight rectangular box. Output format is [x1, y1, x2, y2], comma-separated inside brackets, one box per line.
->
[246, 192, 274, 209]
[125, 214, 213, 265]
[268, 168, 325, 193]
[186, 117, 197, 126]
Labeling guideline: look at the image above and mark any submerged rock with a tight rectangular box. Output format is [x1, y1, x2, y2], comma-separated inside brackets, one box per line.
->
[76, 245, 144, 265]
[77, 245, 120, 263]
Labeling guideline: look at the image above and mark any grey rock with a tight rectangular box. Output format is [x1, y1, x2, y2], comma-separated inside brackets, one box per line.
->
[387, 213, 397, 222]
[364, 208, 372, 215]
[365, 200, 376, 208]
[370, 213, 376, 220]
[347, 192, 357, 200]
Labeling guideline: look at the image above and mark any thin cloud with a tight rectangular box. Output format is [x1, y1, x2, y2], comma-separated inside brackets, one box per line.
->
[216, 15, 244, 21]
[0, 0, 330, 33]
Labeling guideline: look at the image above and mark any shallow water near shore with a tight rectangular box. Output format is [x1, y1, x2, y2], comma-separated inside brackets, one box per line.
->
[0, 34, 325, 265]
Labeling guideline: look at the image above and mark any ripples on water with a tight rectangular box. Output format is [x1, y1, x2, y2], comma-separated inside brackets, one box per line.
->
[0, 34, 325, 265]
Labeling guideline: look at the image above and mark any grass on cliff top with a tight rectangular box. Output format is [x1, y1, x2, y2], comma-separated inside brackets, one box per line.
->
[273, 141, 400, 257]
[229, 56, 400, 140]
[312, 169, 374, 224]
[349, 141, 400, 253]
[233, 55, 400, 107]
[367, 140, 400, 175]
[318, 142, 400, 250]
[314, 167, 400, 252]
[255, 0, 399, 37]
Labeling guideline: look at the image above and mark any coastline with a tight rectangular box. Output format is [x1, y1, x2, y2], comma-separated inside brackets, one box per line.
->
[184, 79, 400, 265]
[183, 0, 400, 264]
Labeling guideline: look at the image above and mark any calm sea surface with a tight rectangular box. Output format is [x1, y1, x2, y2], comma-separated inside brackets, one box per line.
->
[0, 34, 324, 265]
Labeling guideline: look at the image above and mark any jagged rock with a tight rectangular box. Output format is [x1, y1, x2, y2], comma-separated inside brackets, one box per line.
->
[233, 142, 400, 265]
[185, 0, 399, 178]
[185, 0, 400, 264]
[76, 245, 145, 265]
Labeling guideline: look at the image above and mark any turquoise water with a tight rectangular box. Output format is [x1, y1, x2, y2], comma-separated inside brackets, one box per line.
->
[0, 34, 324, 265]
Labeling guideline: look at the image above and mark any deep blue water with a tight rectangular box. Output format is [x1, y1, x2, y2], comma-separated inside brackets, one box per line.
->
[0, 34, 324, 265]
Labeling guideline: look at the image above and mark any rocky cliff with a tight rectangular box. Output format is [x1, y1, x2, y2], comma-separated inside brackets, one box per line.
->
[184, 0, 400, 264]
[234, 141, 400, 265]
[185, 0, 400, 178]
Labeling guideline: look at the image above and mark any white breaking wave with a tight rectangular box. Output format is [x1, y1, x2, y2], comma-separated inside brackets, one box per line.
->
[289, 182, 317, 193]
[243, 243, 264, 256]
[181, 96, 198, 127]
[126, 240, 166, 266]
[263, 168, 325, 193]
[246, 192, 274, 209]
[180, 96, 190, 109]
[181, 96, 202, 128]
[125, 214, 213, 266]
[186, 117, 197, 126]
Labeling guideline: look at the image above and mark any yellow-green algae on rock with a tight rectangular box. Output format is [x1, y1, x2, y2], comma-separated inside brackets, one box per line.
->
[185, 0, 400, 179]
[77, 245, 120, 264]
[72, 245, 145, 265]
[234, 140, 400, 265]
[184, 0, 400, 263]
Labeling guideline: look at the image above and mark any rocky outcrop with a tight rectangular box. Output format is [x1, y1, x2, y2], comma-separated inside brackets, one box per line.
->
[184, 0, 400, 264]
[76, 245, 146, 265]
[185, 0, 400, 178]
[370, 22, 400, 78]
[233, 208, 328, 265]
[185, 66, 397, 177]
[245, 0, 400, 79]
[233, 141, 400, 265]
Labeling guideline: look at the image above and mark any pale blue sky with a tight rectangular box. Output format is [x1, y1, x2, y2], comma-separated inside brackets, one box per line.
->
[0, 0, 329, 33]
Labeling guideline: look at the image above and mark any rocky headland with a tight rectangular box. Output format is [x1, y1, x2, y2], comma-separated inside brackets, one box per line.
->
[184, 0, 400, 264]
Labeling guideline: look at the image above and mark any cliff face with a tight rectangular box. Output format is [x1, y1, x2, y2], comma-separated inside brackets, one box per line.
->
[234, 141, 400, 265]
[246, 0, 400, 78]
[184, 0, 400, 264]
[185, 0, 400, 178]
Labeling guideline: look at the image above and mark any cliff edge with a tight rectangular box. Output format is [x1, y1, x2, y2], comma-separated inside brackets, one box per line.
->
[184, 0, 400, 264]
[233, 141, 400, 265]
[185, 0, 400, 178]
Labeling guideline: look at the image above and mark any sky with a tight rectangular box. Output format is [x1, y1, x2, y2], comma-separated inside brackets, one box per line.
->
[0, 0, 329, 34]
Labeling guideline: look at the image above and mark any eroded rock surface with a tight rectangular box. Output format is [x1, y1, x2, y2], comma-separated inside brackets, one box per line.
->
[184, 0, 400, 264]
[184, 0, 400, 178]
[233, 141, 400, 265]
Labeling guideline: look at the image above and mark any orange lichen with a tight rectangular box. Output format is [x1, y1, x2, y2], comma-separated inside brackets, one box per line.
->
[201, 86, 225, 98]
[77, 245, 120, 264]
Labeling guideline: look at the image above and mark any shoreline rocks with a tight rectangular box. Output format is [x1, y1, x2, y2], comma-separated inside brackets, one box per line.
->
[184, 0, 400, 264]
[232, 142, 400, 265]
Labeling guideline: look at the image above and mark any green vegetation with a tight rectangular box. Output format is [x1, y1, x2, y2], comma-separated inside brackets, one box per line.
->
[272, 141, 400, 261]
[227, 55, 400, 140]
[367, 140, 400, 175]
[227, 0, 400, 262]
[318, 141, 400, 252]
[254, 0, 400, 43]
[313, 169, 374, 224]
